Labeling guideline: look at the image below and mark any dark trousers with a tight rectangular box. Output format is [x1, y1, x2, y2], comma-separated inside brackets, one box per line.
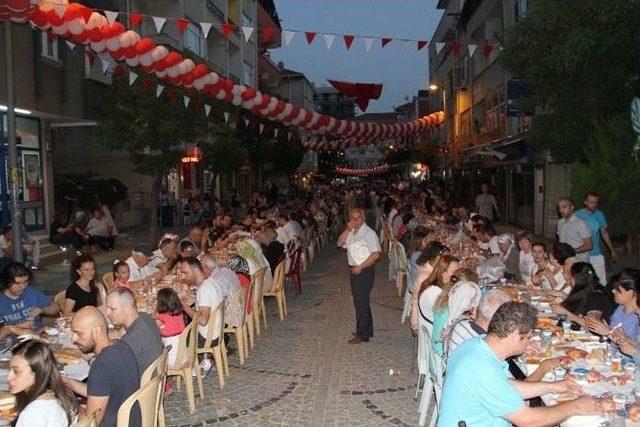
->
[87, 235, 115, 250]
[350, 265, 375, 339]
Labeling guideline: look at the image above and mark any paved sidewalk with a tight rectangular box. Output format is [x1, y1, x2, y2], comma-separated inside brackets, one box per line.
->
[164, 243, 422, 427]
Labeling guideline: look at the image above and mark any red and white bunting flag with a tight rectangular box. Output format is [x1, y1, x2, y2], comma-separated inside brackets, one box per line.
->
[177, 19, 189, 34]
[323, 34, 335, 50]
[241, 26, 254, 42]
[343, 35, 355, 50]
[204, 104, 211, 116]
[200, 22, 212, 38]
[362, 37, 374, 52]
[100, 56, 110, 74]
[129, 12, 142, 27]
[221, 23, 233, 38]
[244, 118, 250, 127]
[156, 84, 164, 98]
[274, 129, 279, 138]
[435, 42, 446, 54]
[483, 43, 494, 57]
[305, 32, 316, 45]
[183, 95, 190, 108]
[65, 40, 75, 51]
[129, 71, 138, 86]
[259, 124, 264, 134]
[381, 38, 392, 48]
[104, 10, 119, 25]
[54, 4, 66, 18]
[152, 16, 166, 33]
[417, 40, 427, 51]
[398, 40, 408, 51]
[224, 112, 230, 123]
[468, 44, 478, 57]
[282, 30, 295, 45]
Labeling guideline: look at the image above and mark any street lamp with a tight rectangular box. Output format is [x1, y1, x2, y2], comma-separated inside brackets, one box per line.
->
[429, 84, 439, 91]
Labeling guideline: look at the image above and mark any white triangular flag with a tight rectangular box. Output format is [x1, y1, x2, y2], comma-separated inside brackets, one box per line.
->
[65, 40, 75, 51]
[468, 44, 478, 57]
[436, 42, 446, 54]
[129, 71, 138, 86]
[54, 4, 66, 18]
[224, 112, 230, 123]
[323, 34, 335, 50]
[274, 129, 279, 138]
[156, 84, 164, 98]
[241, 26, 254, 42]
[244, 118, 250, 127]
[259, 124, 264, 134]
[100, 57, 110, 73]
[362, 37, 374, 52]
[200, 22, 212, 38]
[105, 10, 119, 25]
[399, 40, 408, 51]
[204, 104, 211, 116]
[287, 132, 292, 141]
[152, 16, 166, 33]
[29, 21, 37, 29]
[183, 95, 190, 108]
[282, 30, 295, 45]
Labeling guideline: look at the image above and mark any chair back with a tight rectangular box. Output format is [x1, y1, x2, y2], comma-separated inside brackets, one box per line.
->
[102, 272, 115, 290]
[394, 241, 408, 273]
[227, 286, 249, 328]
[251, 267, 267, 309]
[287, 248, 302, 275]
[429, 345, 446, 392]
[72, 409, 102, 427]
[270, 261, 285, 293]
[201, 301, 224, 350]
[116, 375, 163, 427]
[169, 315, 198, 370]
[141, 346, 169, 383]
[418, 320, 433, 376]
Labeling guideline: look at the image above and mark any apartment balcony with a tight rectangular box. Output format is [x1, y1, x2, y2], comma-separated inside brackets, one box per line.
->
[258, 52, 281, 90]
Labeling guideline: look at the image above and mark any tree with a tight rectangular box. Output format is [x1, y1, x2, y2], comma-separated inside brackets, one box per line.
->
[571, 116, 640, 238]
[501, 0, 640, 162]
[412, 138, 440, 169]
[99, 72, 209, 244]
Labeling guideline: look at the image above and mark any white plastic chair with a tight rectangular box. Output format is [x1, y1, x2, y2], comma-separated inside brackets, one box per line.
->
[418, 334, 446, 427]
[393, 241, 408, 297]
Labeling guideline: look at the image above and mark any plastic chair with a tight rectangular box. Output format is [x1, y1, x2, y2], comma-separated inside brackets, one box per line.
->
[141, 347, 169, 427]
[394, 241, 408, 297]
[263, 261, 287, 321]
[286, 247, 303, 296]
[116, 375, 163, 427]
[71, 408, 101, 427]
[223, 286, 250, 366]
[245, 281, 256, 351]
[251, 267, 267, 337]
[167, 316, 203, 414]
[102, 272, 114, 290]
[419, 339, 446, 427]
[197, 301, 228, 389]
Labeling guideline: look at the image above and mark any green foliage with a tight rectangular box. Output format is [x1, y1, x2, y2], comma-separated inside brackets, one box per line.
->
[571, 116, 640, 236]
[53, 174, 128, 210]
[412, 138, 440, 168]
[501, 0, 640, 162]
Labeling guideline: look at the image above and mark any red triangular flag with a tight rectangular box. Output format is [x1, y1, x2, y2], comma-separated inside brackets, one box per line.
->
[221, 22, 233, 38]
[343, 35, 355, 50]
[193, 100, 203, 111]
[129, 12, 142, 27]
[141, 78, 152, 92]
[113, 65, 125, 76]
[417, 40, 427, 51]
[305, 32, 316, 44]
[177, 19, 189, 34]
[261, 27, 276, 43]
[81, 8, 92, 24]
[381, 38, 391, 48]
[483, 43, 494, 57]
[452, 41, 462, 54]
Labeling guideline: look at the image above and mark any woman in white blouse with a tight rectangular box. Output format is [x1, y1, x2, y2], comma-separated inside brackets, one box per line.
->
[7, 340, 78, 426]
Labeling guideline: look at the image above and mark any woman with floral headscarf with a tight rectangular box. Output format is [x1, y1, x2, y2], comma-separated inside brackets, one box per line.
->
[441, 280, 481, 361]
[228, 253, 253, 312]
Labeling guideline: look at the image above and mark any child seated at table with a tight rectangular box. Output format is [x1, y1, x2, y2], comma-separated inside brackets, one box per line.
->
[113, 260, 131, 290]
[156, 288, 185, 366]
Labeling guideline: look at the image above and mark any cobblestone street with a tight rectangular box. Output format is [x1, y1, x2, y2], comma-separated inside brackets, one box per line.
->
[164, 242, 423, 427]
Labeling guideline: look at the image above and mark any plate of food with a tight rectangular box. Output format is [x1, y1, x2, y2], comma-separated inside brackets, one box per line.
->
[54, 347, 82, 365]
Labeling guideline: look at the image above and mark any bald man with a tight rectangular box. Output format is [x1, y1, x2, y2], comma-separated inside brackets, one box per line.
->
[64, 307, 141, 427]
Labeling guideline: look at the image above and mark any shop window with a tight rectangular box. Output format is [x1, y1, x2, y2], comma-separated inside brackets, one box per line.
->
[41, 31, 59, 61]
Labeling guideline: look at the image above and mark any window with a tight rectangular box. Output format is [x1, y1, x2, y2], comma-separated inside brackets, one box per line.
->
[241, 12, 252, 27]
[243, 61, 254, 85]
[184, 24, 203, 57]
[514, 0, 528, 21]
[40, 31, 59, 61]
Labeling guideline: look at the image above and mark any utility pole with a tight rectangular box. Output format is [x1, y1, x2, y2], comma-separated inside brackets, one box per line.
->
[4, 22, 23, 261]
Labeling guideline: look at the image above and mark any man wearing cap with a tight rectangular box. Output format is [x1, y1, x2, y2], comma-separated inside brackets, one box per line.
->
[125, 243, 163, 286]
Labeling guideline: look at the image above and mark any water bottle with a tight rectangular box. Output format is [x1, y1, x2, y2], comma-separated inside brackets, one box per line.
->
[611, 409, 626, 427]
[458, 422, 467, 427]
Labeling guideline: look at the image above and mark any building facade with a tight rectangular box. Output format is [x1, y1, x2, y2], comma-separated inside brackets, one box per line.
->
[428, 0, 565, 236]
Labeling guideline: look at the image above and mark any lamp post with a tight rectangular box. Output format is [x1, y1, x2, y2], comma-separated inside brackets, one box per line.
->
[429, 83, 450, 199]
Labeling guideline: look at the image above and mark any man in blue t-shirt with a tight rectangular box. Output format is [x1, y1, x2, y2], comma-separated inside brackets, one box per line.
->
[576, 192, 618, 286]
[438, 302, 602, 427]
[0, 262, 60, 331]
[64, 306, 141, 427]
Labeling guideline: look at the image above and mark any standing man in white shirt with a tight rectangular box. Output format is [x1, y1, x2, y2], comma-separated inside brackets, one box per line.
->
[475, 183, 500, 222]
[556, 197, 592, 262]
[337, 208, 381, 344]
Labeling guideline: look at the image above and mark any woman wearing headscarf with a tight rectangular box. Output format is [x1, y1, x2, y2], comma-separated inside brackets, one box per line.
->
[497, 233, 520, 281]
[228, 253, 253, 312]
[259, 228, 285, 278]
[441, 280, 482, 362]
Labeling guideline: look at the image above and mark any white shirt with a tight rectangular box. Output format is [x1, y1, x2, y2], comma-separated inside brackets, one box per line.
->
[519, 251, 536, 280]
[209, 267, 241, 326]
[86, 217, 110, 237]
[15, 398, 70, 427]
[488, 236, 501, 255]
[343, 224, 381, 266]
[149, 248, 168, 269]
[418, 286, 442, 323]
[125, 256, 158, 281]
[557, 214, 591, 262]
[196, 277, 224, 339]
